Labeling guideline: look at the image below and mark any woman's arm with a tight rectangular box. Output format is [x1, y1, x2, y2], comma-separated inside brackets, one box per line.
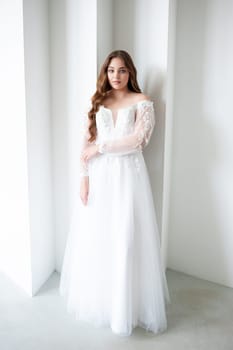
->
[79, 113, 91, 177]
[79, 113, 91, 205]
[98, 100, 155, 154]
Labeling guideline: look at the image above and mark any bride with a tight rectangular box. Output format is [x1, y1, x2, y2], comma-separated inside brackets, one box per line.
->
[59, 49, 170, 336]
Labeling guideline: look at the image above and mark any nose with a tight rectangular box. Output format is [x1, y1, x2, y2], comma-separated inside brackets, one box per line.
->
[113, 71, 120, 79]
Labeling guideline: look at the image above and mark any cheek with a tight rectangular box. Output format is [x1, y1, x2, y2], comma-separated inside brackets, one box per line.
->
[123, 74, 129, 83]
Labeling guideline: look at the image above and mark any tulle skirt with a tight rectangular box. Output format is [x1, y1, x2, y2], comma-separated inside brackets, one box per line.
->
[59, 150, 170, 336]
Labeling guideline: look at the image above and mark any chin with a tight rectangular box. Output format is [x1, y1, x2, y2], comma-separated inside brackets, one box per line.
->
[112, 84, 126, 90]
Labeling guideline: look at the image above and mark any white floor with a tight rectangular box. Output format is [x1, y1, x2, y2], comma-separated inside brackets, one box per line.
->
[0, 269, 233, 350]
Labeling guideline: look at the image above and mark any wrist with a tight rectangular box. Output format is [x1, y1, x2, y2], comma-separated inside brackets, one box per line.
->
[98, 143, 105, 154]
[80, 174, 89, 178]
[96, 144, 101, 154]
[80, 175, 89, 182]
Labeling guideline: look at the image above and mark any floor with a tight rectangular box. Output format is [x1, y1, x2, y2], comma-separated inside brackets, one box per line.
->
[0, 269, 233, 350]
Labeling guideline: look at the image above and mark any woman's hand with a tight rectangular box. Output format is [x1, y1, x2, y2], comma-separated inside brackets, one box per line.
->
[80, 176, 89, 206]
[79, 145, 100, 206]
[80, 144, 100, 164]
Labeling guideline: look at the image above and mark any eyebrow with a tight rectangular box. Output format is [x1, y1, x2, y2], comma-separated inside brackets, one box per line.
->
[108, 66, 126, 69]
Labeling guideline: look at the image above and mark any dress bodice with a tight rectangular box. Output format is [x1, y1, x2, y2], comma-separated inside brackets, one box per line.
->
[95, 104, 137, 142]
[80, 99, 155, 176]
[95, 100, 154, 145]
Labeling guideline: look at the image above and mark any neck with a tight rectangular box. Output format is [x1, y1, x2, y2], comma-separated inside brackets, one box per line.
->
[110, 88, 130, 100]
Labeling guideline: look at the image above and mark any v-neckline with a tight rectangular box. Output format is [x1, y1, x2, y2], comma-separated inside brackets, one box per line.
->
[102, 107, 132, 129]
[109, 109, 118, 129]
[100, 102, 138, 129]
[100, 99, 152, 129]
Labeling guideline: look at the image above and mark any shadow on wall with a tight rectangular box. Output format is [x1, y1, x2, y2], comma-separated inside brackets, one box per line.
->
[144, 67, 166, 236]
[50, 0, 70, 273]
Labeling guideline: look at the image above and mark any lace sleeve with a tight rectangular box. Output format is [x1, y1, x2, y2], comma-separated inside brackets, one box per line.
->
[98, 100, 155, 154]
[79, 113, 91, 177]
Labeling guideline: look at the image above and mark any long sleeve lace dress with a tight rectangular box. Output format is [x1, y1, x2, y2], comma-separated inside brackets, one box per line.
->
[59, 99, 170, 336]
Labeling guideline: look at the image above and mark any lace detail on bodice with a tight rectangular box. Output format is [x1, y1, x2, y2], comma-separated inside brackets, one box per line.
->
[96, 100, 155, 154]
[79, 99, 155, 176]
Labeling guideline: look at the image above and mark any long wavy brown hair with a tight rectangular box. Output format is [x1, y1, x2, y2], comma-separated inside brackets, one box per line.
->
[87, 50, 141, 142]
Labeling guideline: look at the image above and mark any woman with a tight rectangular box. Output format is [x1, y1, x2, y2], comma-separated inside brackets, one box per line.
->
[59, 50, 170, 336]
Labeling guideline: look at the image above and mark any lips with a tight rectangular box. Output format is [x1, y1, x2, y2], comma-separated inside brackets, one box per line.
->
[113, 81, 121, 83]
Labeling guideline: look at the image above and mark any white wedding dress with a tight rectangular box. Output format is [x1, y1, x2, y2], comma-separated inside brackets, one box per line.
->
[59, 99, 170, 336]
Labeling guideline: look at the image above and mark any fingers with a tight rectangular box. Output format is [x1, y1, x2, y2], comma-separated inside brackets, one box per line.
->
[80, 194, 88, 205]
[80, 144, 98, 162]
[80, 190, 89, 206]
[82, 197, 88, 206]
[80, 151, 89, 162]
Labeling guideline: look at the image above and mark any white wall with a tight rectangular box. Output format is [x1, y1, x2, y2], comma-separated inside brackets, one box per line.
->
[0, 0, 55, 296]
[113, 0, 135, 55]
[167, 0, 233, 288]
[0, 0, 32, 294]
[23, 0, 55, 295]
[97, 0, 113, 70]
[49, 0, 70, 274]
[161, 0, 177, 267]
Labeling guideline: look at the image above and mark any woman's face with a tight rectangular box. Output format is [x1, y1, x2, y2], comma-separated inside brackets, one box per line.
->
[107, 57, 130, 90]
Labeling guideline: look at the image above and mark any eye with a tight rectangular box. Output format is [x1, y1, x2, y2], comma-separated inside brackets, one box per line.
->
[107, 69, 114, 73]
[119, 69, 127, 73]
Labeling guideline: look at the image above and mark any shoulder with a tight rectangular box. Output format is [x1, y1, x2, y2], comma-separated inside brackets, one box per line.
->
[137, 93, 151, 102]
[130, 92, 152, 104]
[133, 93, 154, 110]
[134, 94, 154, 117]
